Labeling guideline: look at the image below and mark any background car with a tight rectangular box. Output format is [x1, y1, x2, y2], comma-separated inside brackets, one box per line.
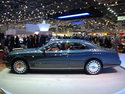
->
[4, 39, 121, 75]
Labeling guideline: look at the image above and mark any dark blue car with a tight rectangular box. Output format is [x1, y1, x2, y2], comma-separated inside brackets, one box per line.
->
[5, 39, 121, 75]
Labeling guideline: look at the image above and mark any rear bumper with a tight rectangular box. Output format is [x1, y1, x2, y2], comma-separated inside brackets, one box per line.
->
[103, 60, 121, 68]
[103, 64, 121, 68]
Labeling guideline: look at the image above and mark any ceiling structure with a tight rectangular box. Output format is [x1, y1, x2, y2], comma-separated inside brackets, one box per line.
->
[0, 0, 125, 32]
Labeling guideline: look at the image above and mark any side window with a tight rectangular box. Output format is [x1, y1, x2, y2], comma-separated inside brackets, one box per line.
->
[69, 42, 87, 50]
[45, 42, 87, 51]
[46, 43, 60, 51]
[46, 42, 70, 51]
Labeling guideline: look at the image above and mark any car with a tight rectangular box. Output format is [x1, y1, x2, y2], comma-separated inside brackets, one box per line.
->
[4, 39, 121, 75]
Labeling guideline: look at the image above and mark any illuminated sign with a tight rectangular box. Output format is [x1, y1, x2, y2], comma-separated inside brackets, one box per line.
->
[72, 21, 84, 25]
[57, 13, 90, 19]
[26, 23, 50, 32]
[26, 24, 39, 32]
[104, 33, 107, 35]
[117, 16, 125, 21]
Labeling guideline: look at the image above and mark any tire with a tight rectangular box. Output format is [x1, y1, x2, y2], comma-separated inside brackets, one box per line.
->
[12, 60, 28, 74]
[85, 59, 102, 75]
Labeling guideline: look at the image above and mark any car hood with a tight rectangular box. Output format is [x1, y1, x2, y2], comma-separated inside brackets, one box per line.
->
[9, 48, 41, 55]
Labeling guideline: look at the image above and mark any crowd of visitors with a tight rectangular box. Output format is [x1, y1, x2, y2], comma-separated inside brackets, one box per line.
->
[0, 34, 51, 52]
[55, 34, 119, 50]
[0, 32, 124, 53]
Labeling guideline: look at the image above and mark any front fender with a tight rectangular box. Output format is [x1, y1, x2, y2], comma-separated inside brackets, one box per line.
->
[10, 55, 30, 68]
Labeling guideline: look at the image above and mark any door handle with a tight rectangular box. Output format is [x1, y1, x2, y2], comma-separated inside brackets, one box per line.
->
[62, 53, 68, 56]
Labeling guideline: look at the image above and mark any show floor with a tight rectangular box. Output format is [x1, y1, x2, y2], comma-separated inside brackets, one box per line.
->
[0, 67, 125, 94]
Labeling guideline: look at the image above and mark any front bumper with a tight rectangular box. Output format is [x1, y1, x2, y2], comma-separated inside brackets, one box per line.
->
[4, 60, 11, 68]
[3, 54, 14, 68]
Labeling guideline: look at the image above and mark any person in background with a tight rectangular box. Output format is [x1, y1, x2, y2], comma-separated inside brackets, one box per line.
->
[23, 36, 27, 49]
[80, 35, 84, 40]
[104, 36, 109, 48]
[46, 35, 51, 43]
[112, 34, 120, 52]
[42, 35, 46, 45]
[0, 33, 5, 50]
[15, 36, 19, 48]
[30, 35, 34, 48]
[84, 34, 89, 41]
[99, 37, 103, 47]
[7, 36, 13, 52]
[39, 35, 44, 47]
[27, 36, 30, 48]
[107, 36, 112, 48]
[34, 35, 39, 48]
[63, 35, 67, 39]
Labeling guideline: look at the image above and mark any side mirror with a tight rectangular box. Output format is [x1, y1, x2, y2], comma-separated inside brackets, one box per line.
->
[42, 47, 46, 52]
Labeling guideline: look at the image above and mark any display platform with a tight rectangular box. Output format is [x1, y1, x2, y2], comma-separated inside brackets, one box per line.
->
[0, 54, 125, 94]
[119, 54, 125, 68]
[0, 66, 125, 94]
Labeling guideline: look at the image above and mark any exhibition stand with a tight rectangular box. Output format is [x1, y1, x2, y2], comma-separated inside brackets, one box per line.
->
[119, 54, 125, 68]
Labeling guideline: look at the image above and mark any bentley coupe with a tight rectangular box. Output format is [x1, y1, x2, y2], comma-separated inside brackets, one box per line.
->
[4, 39, 121, 75]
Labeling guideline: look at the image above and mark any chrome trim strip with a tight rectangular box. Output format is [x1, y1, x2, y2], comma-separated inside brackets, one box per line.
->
[30, 67, 84, 70]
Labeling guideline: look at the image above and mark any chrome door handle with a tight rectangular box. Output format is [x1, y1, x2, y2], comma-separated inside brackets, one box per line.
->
[62, 53, 68, 56]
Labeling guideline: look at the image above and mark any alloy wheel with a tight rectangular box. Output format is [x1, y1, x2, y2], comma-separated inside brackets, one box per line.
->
[13, 60, 27, 74]
[85, 60, 102, 75]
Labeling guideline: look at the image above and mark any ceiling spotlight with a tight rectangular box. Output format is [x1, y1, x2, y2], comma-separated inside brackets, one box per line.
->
[109, 9, 112, 11]
[111, 10, 114, 13]
[98, 2, 101, 5]
[115, 1, 118, 5]
[107, 8, 110, 10]
[57, 6, 60, 8]
[2, 1, 4, 3]
[42, 6, 45, 8]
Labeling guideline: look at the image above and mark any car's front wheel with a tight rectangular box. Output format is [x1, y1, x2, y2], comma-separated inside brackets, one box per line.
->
[85, 59, 102, 75]
[12, 60, 28, 74]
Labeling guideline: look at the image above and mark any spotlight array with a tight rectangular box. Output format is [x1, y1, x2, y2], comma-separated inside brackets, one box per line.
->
[107, 7, 118, 17]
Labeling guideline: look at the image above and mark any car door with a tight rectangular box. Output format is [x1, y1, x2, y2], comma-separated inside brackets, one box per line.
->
[68, 42, 89, 69]
[34, 42, 69, 69]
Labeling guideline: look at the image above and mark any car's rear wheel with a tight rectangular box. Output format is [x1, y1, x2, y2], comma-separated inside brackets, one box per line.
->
[85, 59, 102, 75]
[12, 60, 28, 74]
